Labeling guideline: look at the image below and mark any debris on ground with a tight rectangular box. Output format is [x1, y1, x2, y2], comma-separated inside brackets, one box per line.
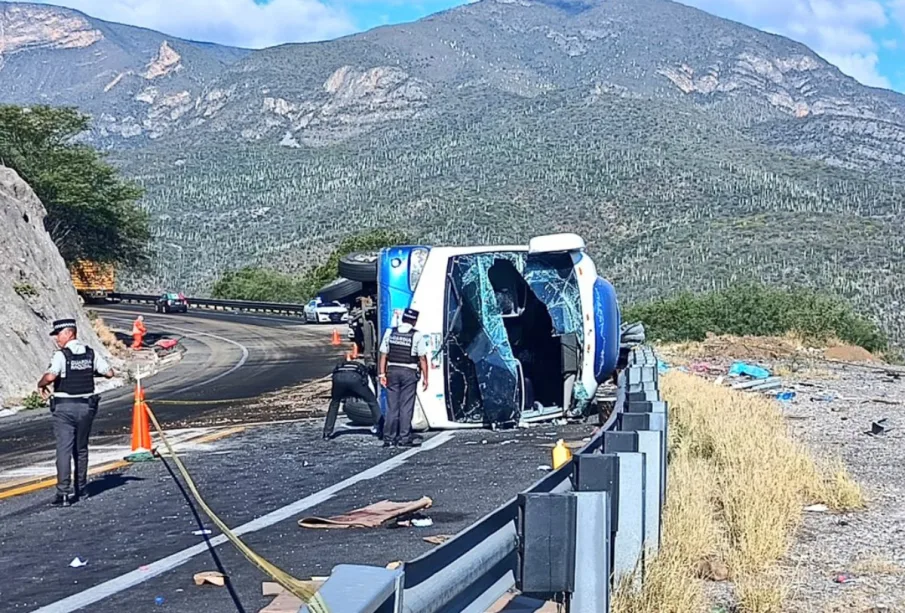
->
[69, 557, 87, 568]
[833, 573, 854, 584]
[259, 580, 324, 613]
[423, 534, 453, 545]
[729, 361, 771, 380]
[386, 561, 403, 570]
[804, 504, 829, 513]
[298, 497, 433, 529]
[192, 529, 212, 536]
[193, 571, 226, 587]
[866, 419, 891, 437]
[695, 557, 730, 582]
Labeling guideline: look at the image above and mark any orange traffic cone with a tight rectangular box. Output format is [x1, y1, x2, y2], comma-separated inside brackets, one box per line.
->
[349, 343, 359, 359]
[331, 328, 341, 346]
[126, 381, 154, 461]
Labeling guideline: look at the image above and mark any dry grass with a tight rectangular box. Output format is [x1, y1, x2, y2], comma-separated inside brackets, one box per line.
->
[851, 556, 904, 576]
[735, 571, 787, 613]
[92, 316, 128, 357]
[612, 370, 864, 613]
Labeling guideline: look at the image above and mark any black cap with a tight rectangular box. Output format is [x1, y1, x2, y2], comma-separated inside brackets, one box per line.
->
[50, 318, 77, 336]
[402, 308, 419, 323]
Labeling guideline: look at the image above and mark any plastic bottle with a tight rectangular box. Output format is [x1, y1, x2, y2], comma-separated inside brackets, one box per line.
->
[552, 439, 572, 469]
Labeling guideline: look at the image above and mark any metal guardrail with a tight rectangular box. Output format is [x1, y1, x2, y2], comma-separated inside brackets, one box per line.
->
[110, 293, 308, 317]
[300, 345, 668, 613]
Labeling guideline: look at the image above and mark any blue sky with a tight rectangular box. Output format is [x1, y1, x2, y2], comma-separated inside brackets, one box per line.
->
[7, 0, 903, 92]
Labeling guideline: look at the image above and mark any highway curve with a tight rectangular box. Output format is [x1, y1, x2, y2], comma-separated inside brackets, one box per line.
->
[0, 305, 345, 462]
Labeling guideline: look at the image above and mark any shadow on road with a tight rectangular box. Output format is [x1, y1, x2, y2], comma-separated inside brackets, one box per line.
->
[159, 456, 247, 613]
[84, 473, 144, 498]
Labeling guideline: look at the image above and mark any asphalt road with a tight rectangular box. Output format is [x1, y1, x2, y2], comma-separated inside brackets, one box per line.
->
[0, 305, 344, 462]
[0, 420, 591, 613]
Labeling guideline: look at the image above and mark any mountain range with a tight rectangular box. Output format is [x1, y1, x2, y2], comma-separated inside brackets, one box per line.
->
[2, 0, 904, 339]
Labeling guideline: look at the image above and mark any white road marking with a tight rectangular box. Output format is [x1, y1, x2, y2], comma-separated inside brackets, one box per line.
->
[31, 431, 456, 613]
[156, 323, 249, 394]
[100, 315, 250, 396]
[0, 429, 213, 480]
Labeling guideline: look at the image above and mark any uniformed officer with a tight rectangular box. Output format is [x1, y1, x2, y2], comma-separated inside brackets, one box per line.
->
[323, 356, 382, 440]
[377, 308, 429, 448]
[37, 319, 114, 506]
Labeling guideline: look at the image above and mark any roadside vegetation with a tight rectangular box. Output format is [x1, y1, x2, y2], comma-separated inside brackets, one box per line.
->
[0, 105, 150, 268]
[612, 371, 864, 613]
[624, 283, 888, 354]
[211, 229, 407, 302]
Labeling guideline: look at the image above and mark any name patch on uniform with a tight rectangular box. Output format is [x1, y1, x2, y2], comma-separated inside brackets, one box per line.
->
[69, 359, 93, 371]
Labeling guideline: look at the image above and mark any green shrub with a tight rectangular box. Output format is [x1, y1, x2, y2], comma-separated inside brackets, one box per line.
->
[13, 282, 38, 298]
[22, 392, 47, 410]
[211, 229, 408, 302]
[624, 283, 888, 353]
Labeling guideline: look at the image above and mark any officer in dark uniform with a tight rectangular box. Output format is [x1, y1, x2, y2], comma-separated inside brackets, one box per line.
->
[378, 308, 429, 448]
[323, 357, 382, 440]
[37, 319, 114, 506]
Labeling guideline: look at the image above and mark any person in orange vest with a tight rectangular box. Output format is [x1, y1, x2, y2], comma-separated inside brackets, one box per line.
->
[131, 315, 146, 350]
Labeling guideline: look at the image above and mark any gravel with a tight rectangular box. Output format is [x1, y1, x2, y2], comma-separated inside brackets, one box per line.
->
[777, 362, 905, 612]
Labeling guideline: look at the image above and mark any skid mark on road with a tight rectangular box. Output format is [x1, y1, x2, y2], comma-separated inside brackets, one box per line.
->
[31, 431, 455, 613]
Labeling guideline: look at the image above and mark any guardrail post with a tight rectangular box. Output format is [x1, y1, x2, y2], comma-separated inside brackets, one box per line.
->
[619, 412, 668, 526]
[602, 432, 645, 587]
[570, 491, 609, 613]
[572, 454, 619, 601]
[609, 427, 661, 558]
[298, 564, 403, 613]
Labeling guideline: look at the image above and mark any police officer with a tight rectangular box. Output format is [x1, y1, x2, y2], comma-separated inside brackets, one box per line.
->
[378, 308, 429, 448]
[323, 357, 382, 440]
[37, 319, 114, 506]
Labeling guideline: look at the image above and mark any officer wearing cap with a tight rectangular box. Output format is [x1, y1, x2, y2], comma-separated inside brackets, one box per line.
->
[37, 319, 114, 506]
[378, 308, 429, 448]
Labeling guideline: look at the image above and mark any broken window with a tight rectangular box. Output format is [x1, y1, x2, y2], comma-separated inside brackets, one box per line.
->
[444, 251, 588, 426]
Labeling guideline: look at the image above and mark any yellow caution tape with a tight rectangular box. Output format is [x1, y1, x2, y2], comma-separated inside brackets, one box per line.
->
[144, 403, 329, 613]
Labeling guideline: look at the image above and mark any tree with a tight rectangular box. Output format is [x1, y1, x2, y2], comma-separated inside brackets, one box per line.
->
[0, 105, 150, 267]
[212, 229, 410, 301]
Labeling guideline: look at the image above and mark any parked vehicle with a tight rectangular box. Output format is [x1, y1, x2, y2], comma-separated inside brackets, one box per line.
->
[69, 260, 115, 304]
[155, 292, 189, 313]
[303, 298, 349, 324]
[329, 233, 621, 431]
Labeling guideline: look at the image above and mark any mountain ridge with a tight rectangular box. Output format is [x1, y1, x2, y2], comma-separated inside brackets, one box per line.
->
[2, 0, 905, 341]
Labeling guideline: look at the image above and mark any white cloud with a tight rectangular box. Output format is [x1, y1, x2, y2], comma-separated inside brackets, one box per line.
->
[11, 0, 357, 48]
[820, 52, 891, 88]
[681, 0, 900, 90]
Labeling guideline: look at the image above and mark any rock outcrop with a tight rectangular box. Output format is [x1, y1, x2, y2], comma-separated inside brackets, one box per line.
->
[0, 165, 107, 409]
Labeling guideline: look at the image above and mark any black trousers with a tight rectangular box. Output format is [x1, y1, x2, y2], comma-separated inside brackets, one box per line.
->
[324, 372, 381, 438]
[385, 366, 420, 444]
[52, 397, 97, 496]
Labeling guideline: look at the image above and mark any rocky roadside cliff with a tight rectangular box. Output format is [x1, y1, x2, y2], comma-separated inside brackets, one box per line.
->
[0, 164, 112, 410]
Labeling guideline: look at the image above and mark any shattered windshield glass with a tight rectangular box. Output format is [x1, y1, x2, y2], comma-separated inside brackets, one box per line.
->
[445, 251, 586, 425]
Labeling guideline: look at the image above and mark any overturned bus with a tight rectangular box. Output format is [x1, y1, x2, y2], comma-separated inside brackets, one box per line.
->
[333, 234, 621, 431]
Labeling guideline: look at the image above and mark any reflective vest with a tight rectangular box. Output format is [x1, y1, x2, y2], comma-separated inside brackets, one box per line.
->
[387, 329, 419, 367]
[54, 347, 96, 396]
